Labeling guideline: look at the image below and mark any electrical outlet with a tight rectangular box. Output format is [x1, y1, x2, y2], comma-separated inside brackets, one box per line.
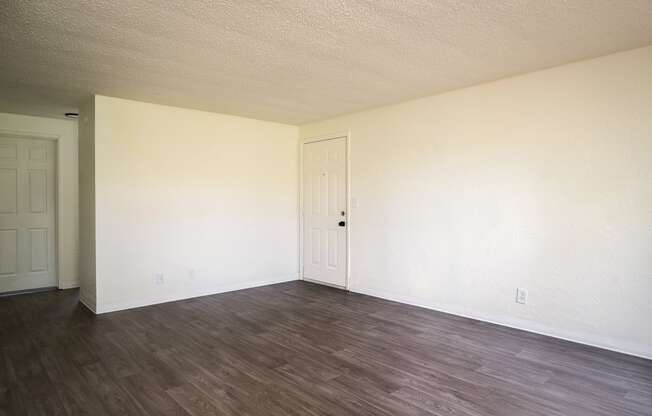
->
[516, 288, 528, 304]
[155, 273, 165, 285]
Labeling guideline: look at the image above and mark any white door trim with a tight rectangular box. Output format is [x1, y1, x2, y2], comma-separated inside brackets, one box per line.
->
[299, 131, 351, 290]
[0, 129, 62, 289]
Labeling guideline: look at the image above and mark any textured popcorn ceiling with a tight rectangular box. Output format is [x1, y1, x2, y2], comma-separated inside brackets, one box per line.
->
[1, 1, 651, 124]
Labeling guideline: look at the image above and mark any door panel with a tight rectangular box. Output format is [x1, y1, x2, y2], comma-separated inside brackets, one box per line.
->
[29, 228, 49, 272]
[28, 169, 48, 213]
[0, 229, 17, 275]
[0, 168, 17, 213]
[0, 137, 56, 293]
[303, 137, 347, 287]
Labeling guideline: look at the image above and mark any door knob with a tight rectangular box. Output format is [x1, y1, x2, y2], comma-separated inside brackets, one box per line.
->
[338, 221, 346, 227]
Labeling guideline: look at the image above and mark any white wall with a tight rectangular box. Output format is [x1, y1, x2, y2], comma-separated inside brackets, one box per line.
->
[78, 98, 96, 310]
[0, 112, 79, 289]
[91, 96, 299, 312]
[301, 46, 652, 358]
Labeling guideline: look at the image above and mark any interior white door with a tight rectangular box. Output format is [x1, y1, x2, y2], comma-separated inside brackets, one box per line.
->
[0, 137, 57, 293]
[303, 137, 347, 287]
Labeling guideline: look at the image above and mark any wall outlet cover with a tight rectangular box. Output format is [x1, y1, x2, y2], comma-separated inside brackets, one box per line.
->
[516, 288, 528, 304]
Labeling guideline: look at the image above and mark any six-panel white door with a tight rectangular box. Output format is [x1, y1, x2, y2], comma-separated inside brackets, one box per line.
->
[0, 137, 56, 293]
[303, 137, 347, 287]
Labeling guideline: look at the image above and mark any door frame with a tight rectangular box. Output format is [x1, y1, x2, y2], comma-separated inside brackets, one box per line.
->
[0, 129, 61, 289]
[299, 131, 351, 290]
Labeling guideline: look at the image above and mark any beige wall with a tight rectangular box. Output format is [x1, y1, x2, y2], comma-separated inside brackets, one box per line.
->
[301, 46, 652, 358]
[0, 112, 79, 289]
[91, 96, 299, 312]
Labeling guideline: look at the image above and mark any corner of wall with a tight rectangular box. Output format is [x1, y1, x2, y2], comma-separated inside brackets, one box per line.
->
[79, 291, 97, 314]
[78, 96, 97, 311]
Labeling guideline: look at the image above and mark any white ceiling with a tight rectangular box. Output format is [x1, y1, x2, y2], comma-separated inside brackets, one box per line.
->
[1, 1, 651, 124]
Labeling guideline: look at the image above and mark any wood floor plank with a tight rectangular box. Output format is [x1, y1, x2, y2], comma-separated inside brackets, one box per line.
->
[0, 281, 650, 416]
[80, 361, 146, 416]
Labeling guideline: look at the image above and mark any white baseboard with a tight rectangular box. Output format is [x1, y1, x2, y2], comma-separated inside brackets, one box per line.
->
[97, 276, 299, 314]
[58, 280, 80, 290]
[351, 286, 652, 361]
[79, 293, 97, 314]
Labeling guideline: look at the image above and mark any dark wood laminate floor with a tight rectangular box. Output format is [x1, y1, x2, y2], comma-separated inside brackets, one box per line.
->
[1, 281, 651, 416]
